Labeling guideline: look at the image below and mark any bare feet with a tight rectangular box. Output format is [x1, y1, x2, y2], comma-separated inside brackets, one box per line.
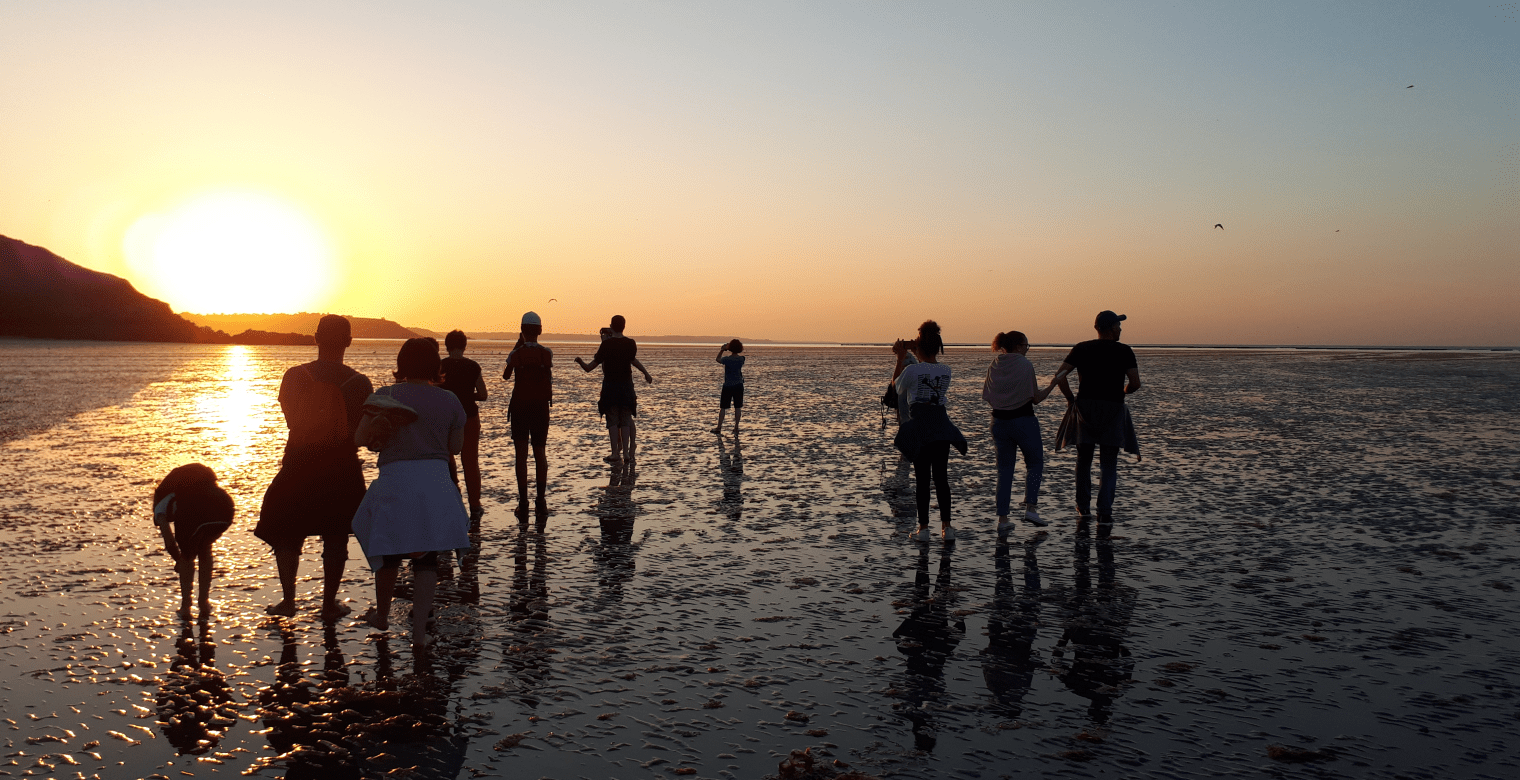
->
[321, 601, 352, 622]
[198, 598, 213, 617]
[358, 606, 388, 631]
[265, 600, 297, 618]
[176, 604, 192, 620]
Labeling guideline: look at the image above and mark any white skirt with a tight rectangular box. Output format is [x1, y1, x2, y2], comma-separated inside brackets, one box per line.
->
[352, 458, 471, 571]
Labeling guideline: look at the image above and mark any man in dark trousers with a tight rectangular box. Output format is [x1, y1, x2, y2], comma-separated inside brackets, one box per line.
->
[255, 315, 373, 620]
[1055, 311, 1141, 527]
[503, 311, 554, 519]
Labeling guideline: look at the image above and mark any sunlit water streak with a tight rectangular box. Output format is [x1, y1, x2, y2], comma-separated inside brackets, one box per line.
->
[0, 342, 1517, 779]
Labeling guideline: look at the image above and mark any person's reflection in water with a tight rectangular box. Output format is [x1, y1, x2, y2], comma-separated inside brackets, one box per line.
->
[156, 621, 236, 754]
[1051, 519, 1136, 725]
[592, 463, 639, 601]
[717, 437, 744, 522]
[503, 527, 554, 708]
[251, 624, 470, 779]
[982, 531, 1046, 721]
[889, 545, 965, 752]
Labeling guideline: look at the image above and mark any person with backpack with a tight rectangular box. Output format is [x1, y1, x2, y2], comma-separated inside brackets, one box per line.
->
[254, 315, 373, 621]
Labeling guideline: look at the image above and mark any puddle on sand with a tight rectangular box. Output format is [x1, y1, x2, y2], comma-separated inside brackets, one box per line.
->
[0, 342, 1518, 778]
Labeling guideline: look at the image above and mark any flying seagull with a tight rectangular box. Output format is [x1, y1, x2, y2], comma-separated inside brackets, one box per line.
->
[1214, 223, 1224, 230]
[548, 298, 558, 303]
[1407, 84, 1414, 88]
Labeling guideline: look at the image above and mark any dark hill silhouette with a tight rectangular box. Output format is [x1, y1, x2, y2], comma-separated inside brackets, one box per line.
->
[183, 312, 417, 340]
[0, 235, 229, 343]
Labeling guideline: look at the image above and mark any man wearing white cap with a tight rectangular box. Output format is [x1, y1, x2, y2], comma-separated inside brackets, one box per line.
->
[1055, 310, 1141, 530]
[503, 311, 554, 519]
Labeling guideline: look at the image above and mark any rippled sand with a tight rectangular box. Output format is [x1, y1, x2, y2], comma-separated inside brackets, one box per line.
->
[0, 340, 1517, 779]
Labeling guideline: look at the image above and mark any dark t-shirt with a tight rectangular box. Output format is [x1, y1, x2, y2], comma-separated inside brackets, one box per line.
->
[1062, 339, 1137, 402]
[440, 357, 483, 418]
[278, 360, 372, 456]
[594, 337, 638, 383]
[504, 343, 554, 405]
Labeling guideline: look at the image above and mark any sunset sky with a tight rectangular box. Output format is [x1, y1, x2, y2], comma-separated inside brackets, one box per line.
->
[3, 1, 1516, 346]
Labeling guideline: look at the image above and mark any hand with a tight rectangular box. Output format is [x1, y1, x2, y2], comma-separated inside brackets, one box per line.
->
[643, 373, 653, 384]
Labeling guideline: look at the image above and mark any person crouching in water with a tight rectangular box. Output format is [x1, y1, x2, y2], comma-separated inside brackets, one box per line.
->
[153, 464, 234, 621]
[352, 338, 472, 653]
[892, 320, 967, 543]
[982, 331, 1064, 535]
[712, 339, 745, 435]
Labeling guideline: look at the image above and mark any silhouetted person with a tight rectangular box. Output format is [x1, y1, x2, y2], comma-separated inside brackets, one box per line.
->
[576, 314, 652, 464]
[1055, 311, 1141, 526]
[712, 338, 745, 435]
[982, 331, 1062, 534]
[892, 320, 967, 543]
[153, 463, 233, 620]
[502, 311, 554, 519]
[256, 314, 372, 620]
[352, 337, 472, 655]
[440, 330, 488, 520]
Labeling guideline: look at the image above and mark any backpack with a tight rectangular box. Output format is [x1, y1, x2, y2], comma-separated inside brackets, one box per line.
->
[287, 366, 351, 449]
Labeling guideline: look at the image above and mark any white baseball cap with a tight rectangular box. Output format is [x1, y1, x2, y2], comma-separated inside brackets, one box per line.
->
[522, 311, 541, 326]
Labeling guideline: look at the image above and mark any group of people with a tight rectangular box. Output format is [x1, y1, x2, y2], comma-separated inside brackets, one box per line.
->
[151, 312, 678, 652]
[890, 310, 1141, 543]
[148, 309, 1139, 653]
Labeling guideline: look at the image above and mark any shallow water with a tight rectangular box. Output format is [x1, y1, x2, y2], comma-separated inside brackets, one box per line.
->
[0, 341, 1517, 779]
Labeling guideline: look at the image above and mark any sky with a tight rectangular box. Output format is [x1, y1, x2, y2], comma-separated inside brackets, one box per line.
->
[2, 1, 1516, 346]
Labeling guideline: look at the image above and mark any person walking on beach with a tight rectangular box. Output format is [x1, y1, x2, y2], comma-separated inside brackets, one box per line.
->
[892, 321, 967, 543]
[503, 311, 554, 519]
[255, 315, 372, 620]
[1055, 311, 1141, 528]
[575, 315, 652, 464]
[351, 338, 472, 652]
[440, 330, 488, 521]
[712, 339, 745, 435]
[983, 331, 1062, 534]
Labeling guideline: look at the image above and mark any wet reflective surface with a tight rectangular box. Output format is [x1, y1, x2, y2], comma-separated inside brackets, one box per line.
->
[0, 341, 1517, 778]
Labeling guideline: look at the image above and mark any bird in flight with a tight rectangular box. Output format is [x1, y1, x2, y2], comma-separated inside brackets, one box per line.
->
[548, 298, 558, 303]
[1214, 223, 1224, 230]
[1407, 84, 1414, 88]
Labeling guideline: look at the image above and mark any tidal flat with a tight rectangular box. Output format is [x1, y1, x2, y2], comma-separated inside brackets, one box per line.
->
[0, 340, 1517, 779]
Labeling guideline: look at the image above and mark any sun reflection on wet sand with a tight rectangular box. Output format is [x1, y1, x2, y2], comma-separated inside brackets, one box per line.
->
[0, 343, 1517, 778]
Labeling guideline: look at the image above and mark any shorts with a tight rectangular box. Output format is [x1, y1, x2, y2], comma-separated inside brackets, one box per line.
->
[379, 551, 439, 571]
[168, 518, 229, 557]
[720, 384, 745, 410]
[605, 406, 634, 428]
[510, 400, 550, 447]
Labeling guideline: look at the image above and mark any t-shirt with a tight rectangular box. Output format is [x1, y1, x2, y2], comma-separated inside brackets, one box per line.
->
[439, 357, 482, 418]
[594, 336, 638, 383]
[983, 353, 1036, 411]
[278, 360, 373, 456]
[718, 354, 745, 386]
[895, 362, 952, 411]
[505, 342, 554, 405]
[1062, 339, 1138, 402]
[371, 383, 466, 467]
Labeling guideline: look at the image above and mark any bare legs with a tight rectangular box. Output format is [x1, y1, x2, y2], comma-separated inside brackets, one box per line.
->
[176, 550, 214, 619]
[267, 535, 349, 620]
[369, 560, 437, 652]
[461, 416, 482, 513]
[622, 418, 636, 462]
[515, 440, 550, 515]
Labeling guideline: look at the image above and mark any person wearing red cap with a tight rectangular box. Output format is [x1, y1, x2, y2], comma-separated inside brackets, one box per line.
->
[1055, 311, 1142, 530]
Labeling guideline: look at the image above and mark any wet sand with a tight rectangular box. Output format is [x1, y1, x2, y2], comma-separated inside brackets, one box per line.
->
[0, 342, 1517, 779]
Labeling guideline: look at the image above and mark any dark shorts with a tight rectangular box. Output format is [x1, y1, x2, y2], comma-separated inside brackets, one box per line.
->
[605, 406, 634, 428]
[379, 551, 439, 571]
[167, 518, 229, 556]
[720, 384, 745, 410]
[255, 450, 365, 546]
[510, 400, 550, 447]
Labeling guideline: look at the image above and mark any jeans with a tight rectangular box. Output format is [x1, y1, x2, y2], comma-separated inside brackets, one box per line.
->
[1075, 443, 1120, 515]
[912, 440, 952, 527]
[991, 416, 1044, 516]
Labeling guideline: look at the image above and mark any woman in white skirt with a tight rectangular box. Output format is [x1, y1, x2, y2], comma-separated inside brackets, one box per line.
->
[353, 337, 472, 652]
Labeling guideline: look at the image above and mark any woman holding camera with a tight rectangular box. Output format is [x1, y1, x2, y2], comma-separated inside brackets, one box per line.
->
[892, 321, 967, 542]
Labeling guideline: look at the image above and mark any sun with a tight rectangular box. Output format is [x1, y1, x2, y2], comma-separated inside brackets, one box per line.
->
[124, 190, 336, 313]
